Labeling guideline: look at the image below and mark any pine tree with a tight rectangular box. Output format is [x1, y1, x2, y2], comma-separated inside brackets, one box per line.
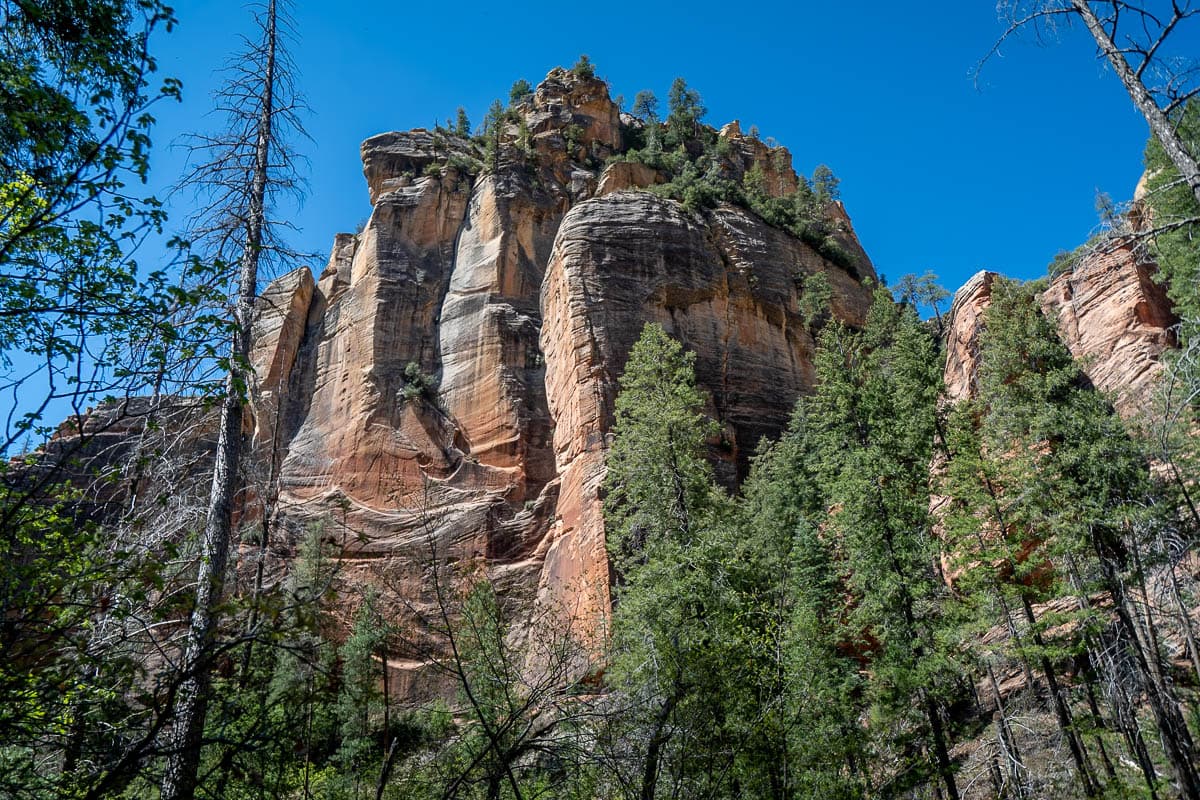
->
[454, 106, 471, 138]
[739, 403, 867, 798]
[508, 79, 532, 105]
[665, 78, 705, 147]
[482, 98, 505, 172]
[804, 289, 960, 800]
[603, 323, 742, 800]
[944, 277, 1200, 799]
[812, 165, 840, 204]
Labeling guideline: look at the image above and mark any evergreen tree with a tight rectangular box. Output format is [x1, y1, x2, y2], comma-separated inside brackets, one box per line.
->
[603, 324, 741, 800]
[508, 79, 532, 105]
[943, 277, 1200, 799]
[738, 404, 867, 799]
[1144, 102, 1200, 323]
[337, 591, 390, 792]
[804, 289, 960, 799]
[665, 78, 705, 146]
[482, 98, 505, 172]
[454, 106, 472, 138]
[571, 54, 595, 79]
[813, 164, 840, 203]
[632, 90, 659, 121]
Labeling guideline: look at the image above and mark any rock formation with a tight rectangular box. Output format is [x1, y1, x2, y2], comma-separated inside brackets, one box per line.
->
[943, 243, 1177, 416]
[237, 67, 877, 675]
[45, 66, 1183, 701]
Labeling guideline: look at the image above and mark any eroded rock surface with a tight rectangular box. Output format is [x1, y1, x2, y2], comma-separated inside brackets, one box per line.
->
[1043, 242, 1177, 416]
[943, 242, 1177, 417]
[238, 67, 878, 675]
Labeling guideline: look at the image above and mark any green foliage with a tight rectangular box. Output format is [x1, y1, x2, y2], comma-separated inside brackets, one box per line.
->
[632, 90, 659, 121]
[798, 289, 961, 795]
[665, 77, 706, 147]
[453, 106, 471, 137]
[399, 361, 439, 405]
[1144, 102, 1200, 324]
[508, 79, 532, 105]
[893, 271, 950, 329]
[570, 54, 595, 79]
[337, 591, 390, 777]
[796, 270, 834, 335]
[605, 324, 718, 563]
[813, 164, 840, 203]
[481, 98, 506, 172]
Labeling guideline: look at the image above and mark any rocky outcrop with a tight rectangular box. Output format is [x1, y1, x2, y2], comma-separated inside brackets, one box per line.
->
[942, 271, 997, 403]
[229, 67, 879, 675]
[519, 67, 621, 164]
[1042, 241, 1177, 416]
[595, 161, 666, 196]
[943, 242, 1177, 417]
[717, 120, 799, 198]
[251, 267, 314, 447]
[539, 191, 875, 628]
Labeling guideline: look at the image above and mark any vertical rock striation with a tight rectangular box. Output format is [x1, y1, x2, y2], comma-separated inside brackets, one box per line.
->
[243, 66, 878, 668]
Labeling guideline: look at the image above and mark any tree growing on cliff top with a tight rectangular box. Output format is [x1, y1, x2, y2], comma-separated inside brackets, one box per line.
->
[665, 77, 706, 146]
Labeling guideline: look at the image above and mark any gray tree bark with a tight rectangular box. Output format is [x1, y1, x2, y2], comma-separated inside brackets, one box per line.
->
[1070, 1, 1200, 207]
[158, 3, 277, 798]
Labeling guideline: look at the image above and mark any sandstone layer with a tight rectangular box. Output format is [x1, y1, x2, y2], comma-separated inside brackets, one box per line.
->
[942, 241, 1177, 417]
[242, 68, 877, 671]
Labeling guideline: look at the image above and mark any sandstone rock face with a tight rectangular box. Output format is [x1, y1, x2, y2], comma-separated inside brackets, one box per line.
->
[717, 120, 799, 198]
[539, 191, 876, 628]
[239, 67, 878, 676]
[1042, 242, 1177, 416]
[521, 67, 621, 164]
[943, 243, 1177, 417]
[595, 161, 666, 196]
[251, 267, 314, 447]
[361, 129, 476, 204]
[942, 270, 996, 403]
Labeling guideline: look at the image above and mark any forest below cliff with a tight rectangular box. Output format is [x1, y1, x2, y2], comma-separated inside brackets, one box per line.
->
[4, 1, 1200, 800]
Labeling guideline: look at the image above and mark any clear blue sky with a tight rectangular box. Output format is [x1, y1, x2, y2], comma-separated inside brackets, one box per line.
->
[146, 0, 1190, 294]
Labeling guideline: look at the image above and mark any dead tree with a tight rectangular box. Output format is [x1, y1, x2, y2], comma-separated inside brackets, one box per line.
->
[989, 1, 1200, 206]
[159, 1, 307, 797]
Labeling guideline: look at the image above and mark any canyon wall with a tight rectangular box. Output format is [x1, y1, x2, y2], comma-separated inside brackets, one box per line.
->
[247, 68, 878, 676]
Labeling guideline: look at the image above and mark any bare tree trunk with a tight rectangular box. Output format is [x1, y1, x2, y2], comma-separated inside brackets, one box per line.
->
[1097, 552, 1200, 800]
[159, 3, 277, 798]
[1071, 0, 1200, 207]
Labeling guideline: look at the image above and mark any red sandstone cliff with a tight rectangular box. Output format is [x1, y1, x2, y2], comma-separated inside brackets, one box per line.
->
[242, 68, 877, 676]
[943, 243, 1177, 416]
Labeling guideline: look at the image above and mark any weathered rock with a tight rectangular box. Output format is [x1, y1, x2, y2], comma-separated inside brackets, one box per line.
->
[943, 243, 1177, 417]
[539, 191, 876, 637]
[521, 67, 621, 163]
[595, 161, 666, 196]
[277, 172, 472, 525]
[1042, 241, 1177, 416]
[251, 266, 314, 447]
[942, 270, 996, 403]
[360, 129, 477, 204]
[717, 119, 799, 198]
[437, 170, 565, 503]
[43, 64, 882, 696]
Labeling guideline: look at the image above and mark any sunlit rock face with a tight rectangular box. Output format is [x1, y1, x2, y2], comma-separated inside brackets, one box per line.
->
[943, 242, 1177, 417]
[245, 67, 877, 678]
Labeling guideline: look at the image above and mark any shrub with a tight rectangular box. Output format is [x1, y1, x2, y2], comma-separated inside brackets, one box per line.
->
[571, 54, 595, 79]
[399, 362, 439, 405]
